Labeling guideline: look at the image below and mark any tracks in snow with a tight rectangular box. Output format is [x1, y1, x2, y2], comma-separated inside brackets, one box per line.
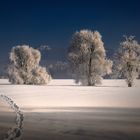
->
[0, 94, 24, 140]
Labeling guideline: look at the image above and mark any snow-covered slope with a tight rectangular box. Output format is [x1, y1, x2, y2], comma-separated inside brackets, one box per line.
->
[0, 79, 140, 109]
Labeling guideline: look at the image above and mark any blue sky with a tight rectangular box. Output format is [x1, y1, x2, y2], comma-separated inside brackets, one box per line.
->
[0, 0, 140, 67]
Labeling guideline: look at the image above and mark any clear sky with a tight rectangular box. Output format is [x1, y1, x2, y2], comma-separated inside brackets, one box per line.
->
[0, 0, 140, 68]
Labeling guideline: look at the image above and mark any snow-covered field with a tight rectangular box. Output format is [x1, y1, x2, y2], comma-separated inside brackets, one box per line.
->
[0, 79, 140, 140]
[0, 79, 140, 109]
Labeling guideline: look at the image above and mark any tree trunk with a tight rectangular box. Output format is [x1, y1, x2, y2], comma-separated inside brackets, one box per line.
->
[88, 56, 92, 86]
[127, 61, 133, 87]
[127, 48, 133, 87]
[128, 82, 132, 87]
[88, 46, 94, 86]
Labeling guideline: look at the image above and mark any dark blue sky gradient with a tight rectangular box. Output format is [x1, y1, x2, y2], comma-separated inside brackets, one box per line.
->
[0, 0, 140, 66]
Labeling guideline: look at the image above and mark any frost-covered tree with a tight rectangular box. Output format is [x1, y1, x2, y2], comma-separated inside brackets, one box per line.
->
[68, 30, 112, 86]
[114, 36, 140, 87]
[8, 45, 51, 85]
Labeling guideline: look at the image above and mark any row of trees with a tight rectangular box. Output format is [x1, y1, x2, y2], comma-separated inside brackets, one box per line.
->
[7, 29, 140, 87]
[68, 30, 140, 87]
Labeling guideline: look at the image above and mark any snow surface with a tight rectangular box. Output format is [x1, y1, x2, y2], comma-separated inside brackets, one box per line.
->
[0, 98, 15, 140]
[0, 79, 140, 140]
[0, 79, 140, 109]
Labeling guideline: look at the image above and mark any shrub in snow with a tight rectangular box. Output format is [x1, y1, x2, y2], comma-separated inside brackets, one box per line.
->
[114, 36, 140, 87]
[68, 29, 112, 86]
[8, 45, 51, 85]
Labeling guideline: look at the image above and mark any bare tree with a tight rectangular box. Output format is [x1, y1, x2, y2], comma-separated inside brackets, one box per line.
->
[114, 36, 140, 87]
[68, 30, 112, 86]
[8, 45, 51, 85]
